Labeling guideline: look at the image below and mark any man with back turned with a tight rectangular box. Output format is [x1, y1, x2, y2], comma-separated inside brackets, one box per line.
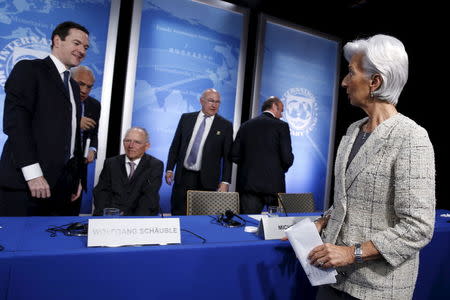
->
[232, 96, 294, 214]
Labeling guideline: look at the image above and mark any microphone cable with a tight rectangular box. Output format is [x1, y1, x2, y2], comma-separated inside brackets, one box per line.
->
[181, 228, 206, 244]
[46, 222, 88, 237]
[159, 208, 206, 243]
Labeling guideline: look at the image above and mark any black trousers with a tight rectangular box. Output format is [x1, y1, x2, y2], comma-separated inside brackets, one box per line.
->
[0, 157, 82, 216]
[316, 285, 359, 300]
[170, 168, 215, 215]
[0, 187, 74, 216]
[239, 191, 277, 214]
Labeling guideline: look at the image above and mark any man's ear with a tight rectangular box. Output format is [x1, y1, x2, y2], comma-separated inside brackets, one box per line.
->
[53, 35, 61, 48]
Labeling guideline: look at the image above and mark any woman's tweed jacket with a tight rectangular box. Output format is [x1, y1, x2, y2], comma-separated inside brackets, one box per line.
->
[322, 113, 435, 299]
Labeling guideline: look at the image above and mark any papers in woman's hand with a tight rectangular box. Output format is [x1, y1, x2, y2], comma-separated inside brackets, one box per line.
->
[285, 218, 337, 286]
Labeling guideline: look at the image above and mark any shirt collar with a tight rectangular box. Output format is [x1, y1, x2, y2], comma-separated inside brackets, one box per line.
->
[263, 110, 276, 118]
[200, 112, 215, 121]
[125, 156, 142, 166]
[49, 54, 69, 75]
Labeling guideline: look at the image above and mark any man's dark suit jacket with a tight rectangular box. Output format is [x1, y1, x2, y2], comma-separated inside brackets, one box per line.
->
[93, 154, 163, 216]
[82, 96, 101, 151]
[231, 112, 294, 194]
[0, 56, 83, 192]
[166, 111, 233, 189]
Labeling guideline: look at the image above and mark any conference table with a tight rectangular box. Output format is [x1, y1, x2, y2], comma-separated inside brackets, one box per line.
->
[0, 211, 449, 300]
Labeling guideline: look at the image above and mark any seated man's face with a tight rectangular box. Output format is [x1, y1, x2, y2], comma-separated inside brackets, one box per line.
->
[123, 129, 150, 160]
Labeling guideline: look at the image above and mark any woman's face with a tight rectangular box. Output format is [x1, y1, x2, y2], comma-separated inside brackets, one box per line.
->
[341, 53, 371, 107]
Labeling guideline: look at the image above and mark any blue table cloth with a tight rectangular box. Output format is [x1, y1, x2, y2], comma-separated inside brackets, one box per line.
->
[0, 211, 449, 300]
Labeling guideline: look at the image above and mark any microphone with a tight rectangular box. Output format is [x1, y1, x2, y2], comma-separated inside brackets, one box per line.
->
[225, 210, 246, 223]
[221, 210, 244, 227]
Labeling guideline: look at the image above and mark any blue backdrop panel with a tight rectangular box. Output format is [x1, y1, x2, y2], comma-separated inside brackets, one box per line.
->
[131, 0, 245, 213]
[257, 21, 339, 211]
[0, 0, 112, 214]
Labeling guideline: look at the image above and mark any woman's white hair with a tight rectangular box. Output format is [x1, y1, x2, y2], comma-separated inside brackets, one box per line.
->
[343, 34, 408, 105]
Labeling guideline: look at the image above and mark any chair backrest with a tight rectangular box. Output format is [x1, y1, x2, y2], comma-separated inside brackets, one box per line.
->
[277, 193, 315, 213]
[186, 190, 240, 215]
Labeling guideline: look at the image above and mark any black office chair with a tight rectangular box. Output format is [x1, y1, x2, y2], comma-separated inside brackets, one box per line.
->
[277, 192, 315, 213]
[186, 190, 240, 215]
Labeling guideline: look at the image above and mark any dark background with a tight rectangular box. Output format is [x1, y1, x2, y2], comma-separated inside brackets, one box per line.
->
[107, 0, 447, 209]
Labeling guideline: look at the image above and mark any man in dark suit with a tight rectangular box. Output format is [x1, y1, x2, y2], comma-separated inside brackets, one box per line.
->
[232, 96, 294, 214]
[93, 127, 163, 216]
[165, 88, 233, 215]
[69, 65, 101, 215]
[71, 65, 101, 164]
[0, 21, 90, 216]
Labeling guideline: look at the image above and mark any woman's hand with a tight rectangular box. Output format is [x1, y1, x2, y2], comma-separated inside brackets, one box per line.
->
[308, 243, 355, 268]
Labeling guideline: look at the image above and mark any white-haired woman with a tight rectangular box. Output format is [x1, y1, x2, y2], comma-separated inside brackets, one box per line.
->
[309, 34, 436, 299]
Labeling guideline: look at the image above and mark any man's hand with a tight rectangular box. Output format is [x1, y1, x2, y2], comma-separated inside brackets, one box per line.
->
[27, 176, 51, 198]
[71, 182, 83, 202]
[217, 182, 229, 192]
[165, 171, 174, 185]
[86, 149, 96, 163]
[80, 116, 96, 130]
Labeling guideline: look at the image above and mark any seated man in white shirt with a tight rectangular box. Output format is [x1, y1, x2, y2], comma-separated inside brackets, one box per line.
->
[93, 127, 163, 216]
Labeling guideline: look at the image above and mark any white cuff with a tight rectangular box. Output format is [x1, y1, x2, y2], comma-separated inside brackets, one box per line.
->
[22, 163, 43, 181]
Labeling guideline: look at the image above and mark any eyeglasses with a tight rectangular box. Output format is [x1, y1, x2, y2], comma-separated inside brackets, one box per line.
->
[205, 99, 221, 105]
[123, 139, 145, 145]
[77, 81, 94, 89]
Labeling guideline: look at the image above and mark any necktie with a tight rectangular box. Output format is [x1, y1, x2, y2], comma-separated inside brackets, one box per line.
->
[186, 115, 207, 166]
[63, 70, 70, 93]
[128, 161, 136, 179]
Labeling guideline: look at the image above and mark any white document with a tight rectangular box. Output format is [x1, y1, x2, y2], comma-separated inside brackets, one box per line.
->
[285, 218, 337, 286]
[84, 138, 91, 158]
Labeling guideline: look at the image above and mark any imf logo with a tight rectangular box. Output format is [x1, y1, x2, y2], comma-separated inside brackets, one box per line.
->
[282, 88, 318, 137]
[0, 36, 50, 87]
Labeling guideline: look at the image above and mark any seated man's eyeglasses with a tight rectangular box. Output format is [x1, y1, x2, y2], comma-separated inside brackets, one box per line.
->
[123, 139, 144, 145]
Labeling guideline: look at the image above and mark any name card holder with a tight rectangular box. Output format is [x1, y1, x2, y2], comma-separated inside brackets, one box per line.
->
[257, 216, 316, 240]
[87, 218, 181, 247]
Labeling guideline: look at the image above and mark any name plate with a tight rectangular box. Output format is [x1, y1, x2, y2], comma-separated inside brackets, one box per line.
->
[257, 216, 316, 240]
[87, 218, 181, 247]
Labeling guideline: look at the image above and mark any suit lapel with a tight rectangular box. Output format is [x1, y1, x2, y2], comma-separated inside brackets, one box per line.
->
[129, 155, 147, 183]
[345, 114, 402, 190]
[118, 155, 129, 184]
[44, 56, 70, 100]
[204, 114, 221, 149]
[185, 112, 198, 142]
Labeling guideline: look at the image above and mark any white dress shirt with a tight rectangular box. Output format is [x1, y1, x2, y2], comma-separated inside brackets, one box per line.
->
[125, 156, 141, 177]
[183, 112, 215, 171]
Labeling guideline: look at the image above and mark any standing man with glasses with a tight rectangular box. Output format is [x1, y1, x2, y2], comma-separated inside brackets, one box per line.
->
[93, 127, 163, 216]
[71, 65, 101, 165]
[166, 88, 233, 215]
[0, 21, 89, 216]
[69, 65, 101, 215]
